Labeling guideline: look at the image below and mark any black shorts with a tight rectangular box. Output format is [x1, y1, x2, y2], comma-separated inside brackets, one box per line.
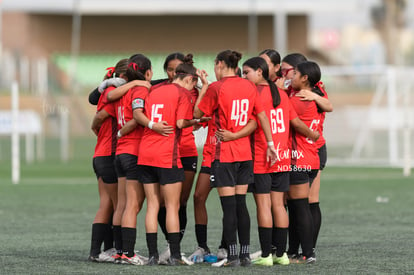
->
[290, 167, 319, 185]
[181, 156, 198, 172]
[137, 165, 185, 185]
[210, 160, 254, 188]
[318, 144, 327, 170]
[249, 172, 290, 194]
[93, 155, 117, 184]
[199, 166, 211, 175]
[114, 154, 139, 180]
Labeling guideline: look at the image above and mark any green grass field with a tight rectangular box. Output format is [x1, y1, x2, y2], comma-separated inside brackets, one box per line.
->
[1, 138, 414, 274]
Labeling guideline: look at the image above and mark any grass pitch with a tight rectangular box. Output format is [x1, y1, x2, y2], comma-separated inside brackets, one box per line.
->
[0, 138, 414, 274]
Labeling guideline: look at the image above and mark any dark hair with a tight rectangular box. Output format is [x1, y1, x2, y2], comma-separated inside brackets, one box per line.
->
[126, 54, 152, 81]
[103, 58, 128, 80]
[216, 50, 242, 69]
[243, 57, 281, 108]
[235, 67, 241, 77]
[282, 53, 307, 68]
[163, 52, 185, 72]
[260, 49, 282, 77]
[296, 61, 324, 113]
[174, 53, 197, 80]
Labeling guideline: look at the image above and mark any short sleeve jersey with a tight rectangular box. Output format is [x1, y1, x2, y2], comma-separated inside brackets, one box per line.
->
[198, 76, 263, 163]
[251, 85, 298, 173]
[93, 86, 117, 158]
[115, 86, 149, 156]
[152, 80, 198, 157]
[314, 82, 328, 149]
[289, 90, 320, 170]
[138, 83, 193, 168]
[179, 88, 199, 157]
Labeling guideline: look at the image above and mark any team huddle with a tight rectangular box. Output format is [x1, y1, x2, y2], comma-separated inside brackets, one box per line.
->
[87, 49, 332, 267]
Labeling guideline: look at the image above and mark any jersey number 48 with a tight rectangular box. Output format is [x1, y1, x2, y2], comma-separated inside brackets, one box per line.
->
[231, 99, 249, 127]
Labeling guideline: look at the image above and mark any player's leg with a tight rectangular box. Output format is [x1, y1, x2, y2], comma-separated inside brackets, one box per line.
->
[270, 172, 290, 265]
[89, 177, 113, 261]
[191, 169, 212, 259]
[121, 179, 145, 263]
[287, 171, 314, 264]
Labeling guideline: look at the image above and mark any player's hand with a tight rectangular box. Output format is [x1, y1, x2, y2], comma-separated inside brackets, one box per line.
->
[296, 89, 317, 101]
[199, 116, 211, 123]
[196, 69, 209, 90]
[276, 77, 287, 90]
[266, 145, 278, 166]
[310, 130, 320, 142]
[215, 129, 236, 142]
[153, 121, 174, 136]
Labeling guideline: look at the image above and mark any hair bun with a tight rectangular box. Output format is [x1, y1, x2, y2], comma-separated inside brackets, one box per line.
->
[183, 53, 194, 65]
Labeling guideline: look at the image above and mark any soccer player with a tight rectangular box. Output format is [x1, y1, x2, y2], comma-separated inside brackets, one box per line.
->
[259, 49, 282, 83]
[88, 59, 128, 263]
[279, 54, 332, 261]
[135, 54, 206, 266]
[194, 50, 277, 267]
[231, 57, 319, 266]
[150, 52, 201, 263]
[286, 60, 324, 264]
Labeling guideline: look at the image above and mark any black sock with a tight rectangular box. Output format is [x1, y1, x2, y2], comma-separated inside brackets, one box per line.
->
[219, 230, 226, 249]
[220, 195, 237, 260]
[271, 226, 277, 254]
[90, 223, 106, 256]
[236, 194, 250, 258]
[121, 227, 136, 258]
[158, 206, 168, 241]
[146, 233, 158, 258]
[275, 227, 288, 257]
[195, 224, 209, 251]
[258, 227, 272, 257]
[168, 232, 181, 259]
[113, 225, 122, 255]
[289, 198, 314, 258]
[179, 204, 187, 241]
[103, 222, 113, 251]
[287, 200, 299, 255]
[310, 202, 321, 250]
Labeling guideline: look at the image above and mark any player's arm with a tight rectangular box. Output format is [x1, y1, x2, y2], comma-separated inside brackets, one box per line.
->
[107, 80, 151, 102]
[290, 117, 320, 142]
[117, 119, 137, 139]
[133, 108, 174, 137]
[176, 117, 211, 129]
[295, 89, 333, 112]
[193, 70, 209, 119]
[256, 110, 278, 165]
[91, 109, 110, 136]
[215, 119, 257, 142]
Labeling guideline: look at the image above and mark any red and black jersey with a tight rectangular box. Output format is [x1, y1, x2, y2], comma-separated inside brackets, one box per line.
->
[289, 90, 320, 170]
[115, 86, 148, 156]
[198, 76, 263, 163]
[138, 83, 193, 168]
[251, 85, 297, 173]
[93, 86, 117, 158]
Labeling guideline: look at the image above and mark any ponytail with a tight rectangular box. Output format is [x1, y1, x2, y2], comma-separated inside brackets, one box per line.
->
[243, 56, 281, 108]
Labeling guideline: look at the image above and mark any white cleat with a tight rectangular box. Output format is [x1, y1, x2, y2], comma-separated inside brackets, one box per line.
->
[158, 244, 171, 265]
[212, 258, 227, 267]
[250, 250, 262, 261]
[216, 248, 228, 260]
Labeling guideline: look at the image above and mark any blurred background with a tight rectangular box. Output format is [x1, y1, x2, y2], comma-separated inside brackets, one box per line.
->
[0, 0, 413, 179]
